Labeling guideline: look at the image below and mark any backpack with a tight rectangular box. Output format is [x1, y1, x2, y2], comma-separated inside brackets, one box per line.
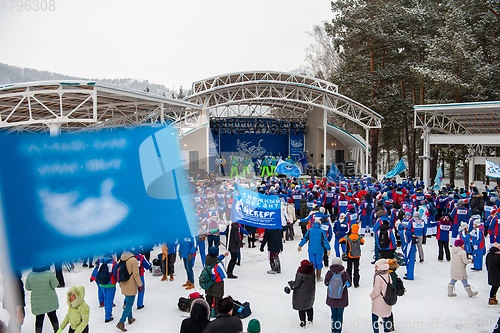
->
[327, 269, 347, 299]
[378, 228, 390, 249]
[95, 261, 111, 284]
[379, 275, 398, 306]
[347, 236, 362, 258]
[199, 261, 219, 290]
[115, 258, 131, 283]
[391, 272, 406, 297]
[429, 203, 438, 216]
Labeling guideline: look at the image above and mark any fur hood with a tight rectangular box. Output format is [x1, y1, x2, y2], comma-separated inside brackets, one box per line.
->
[67, 286, 85, 308]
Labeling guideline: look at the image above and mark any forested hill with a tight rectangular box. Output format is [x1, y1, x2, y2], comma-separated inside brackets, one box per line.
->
[0, 62, 174, 97]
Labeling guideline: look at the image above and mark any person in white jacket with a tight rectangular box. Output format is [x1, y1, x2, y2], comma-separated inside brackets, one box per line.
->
[448, 239, 478, 297]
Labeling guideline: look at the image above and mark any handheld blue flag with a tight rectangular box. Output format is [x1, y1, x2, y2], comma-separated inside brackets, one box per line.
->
[387, 158, 406, 178]
[0, 126, 195, 270]
[433, 166, 444, 190]
[230, 184, 282, 229]
[486, 160, 500, 179]
[327, 163, 344, 182]
[274, 160, 301, 178]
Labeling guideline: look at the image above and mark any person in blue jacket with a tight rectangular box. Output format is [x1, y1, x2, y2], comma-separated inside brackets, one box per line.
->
[397, 213, 416, 280]
[411, 211, 427, 263]
[319, 208, 333, 267]
[90, 253, 117, 322]
[179, 237, 197, 290]
[298, 221, 331, 282]
[470, 219, 485, 271]
[333, 213, 349, 257]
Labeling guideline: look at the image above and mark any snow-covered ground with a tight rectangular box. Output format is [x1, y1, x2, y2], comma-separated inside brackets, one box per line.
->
[1, 227, 499, 333]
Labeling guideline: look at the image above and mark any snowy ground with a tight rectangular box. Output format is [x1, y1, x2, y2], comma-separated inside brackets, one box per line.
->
[1, 226, 499, 333]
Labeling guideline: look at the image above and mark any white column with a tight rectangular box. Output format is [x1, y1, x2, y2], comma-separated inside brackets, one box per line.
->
[365, 128, 370, 177]
[48, 123, 61, 137]
[422, 127, 431, 186]
[469, 156, 475, 186]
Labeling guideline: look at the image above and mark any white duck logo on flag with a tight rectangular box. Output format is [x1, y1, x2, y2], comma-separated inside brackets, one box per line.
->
[38, 179, 129, 237]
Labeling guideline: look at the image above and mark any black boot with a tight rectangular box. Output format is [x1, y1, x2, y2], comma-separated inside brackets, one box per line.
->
[267, 261, 276, 274]
[275, 259, 281, 273]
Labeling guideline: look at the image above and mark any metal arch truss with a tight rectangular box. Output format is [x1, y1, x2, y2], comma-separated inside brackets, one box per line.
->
[0, 82, 202, 135]
[186, 71, 383, 130]
[414, 108, 469, 135]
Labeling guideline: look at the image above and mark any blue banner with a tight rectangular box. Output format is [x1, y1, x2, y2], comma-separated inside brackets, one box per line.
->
[0, 126, 195, 270]
[289, 133, 305, 158]
[216, 132, 288, 159]
[275, 160, 301, 178]
[230, 184, 282, 229]
[387, 158, 407, 178]
[327, 163, 344, 182]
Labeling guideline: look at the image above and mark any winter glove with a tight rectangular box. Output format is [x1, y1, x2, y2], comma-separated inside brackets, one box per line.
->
[90, 277, 93, 283]
[138, 285, 144, 293]
[284, 286, 291, 294]
[188, 254, 193, 261]
[327, 250, 331, 256]
[335, 231, 340, 237]
[260, 247, 264, 252]
[297, 246, 302, 252]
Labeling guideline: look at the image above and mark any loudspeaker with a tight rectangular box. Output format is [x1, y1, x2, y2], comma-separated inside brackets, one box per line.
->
[189, 151, 199, 172]
[344, 159, 355, 177]
[335, 150, 345, 164]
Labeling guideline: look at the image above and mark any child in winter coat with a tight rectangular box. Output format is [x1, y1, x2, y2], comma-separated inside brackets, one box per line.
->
[324, 257, 351, 333]
[287, 260, 316, 328]
[57, 286, 89, 333]
[370, 262, 393, 333]
[448, 239, 478, 298]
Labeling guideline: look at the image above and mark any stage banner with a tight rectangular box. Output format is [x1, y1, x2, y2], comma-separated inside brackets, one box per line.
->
[217, 132, 288, 159]
[230, 184, 282, 229]
[289, 133, 305, 159]
[0, 126, 195, 270]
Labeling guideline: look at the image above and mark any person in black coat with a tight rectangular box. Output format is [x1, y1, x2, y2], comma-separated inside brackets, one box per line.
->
[486, 243, 500, 305]
[287, 260, 316, 328]
[180, 298, 210, 333]
[260, 228, 284, 274]
[225, 223, 243, 279]
[202, 297, 243, 333]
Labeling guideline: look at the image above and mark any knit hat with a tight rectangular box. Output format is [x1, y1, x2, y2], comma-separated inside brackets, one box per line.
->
[288, 198, 293, 203]
[374, 259, 388, 267]
[376, 263, 390, 272]
[247, 319, 261, 333]
[454, 239, 465, 247]
[376, 210, 385, 218]
[208, 246, 219, 257]
[458, 199, 465, 206]
[413, 211, 421, 218]
[319, 207, 326, 213]
[351, 224, 360, 234]
[331, 257, 343, 266]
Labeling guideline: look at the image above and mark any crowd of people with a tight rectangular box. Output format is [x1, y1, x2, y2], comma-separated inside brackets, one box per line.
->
[3, 167, 500, 333]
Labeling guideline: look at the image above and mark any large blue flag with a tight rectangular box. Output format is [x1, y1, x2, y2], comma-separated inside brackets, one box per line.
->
[230, 184, 282, 229]
[327, 163, 344, 182]
[274, 160, 301, 178]
[387, 158, 406, 178]
[0, 126, 195, 270]
[486, 159, 500, 179]
[433, 166, 444, 190]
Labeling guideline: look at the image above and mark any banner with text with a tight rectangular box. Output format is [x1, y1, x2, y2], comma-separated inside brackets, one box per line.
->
[230, 184, 282, 229]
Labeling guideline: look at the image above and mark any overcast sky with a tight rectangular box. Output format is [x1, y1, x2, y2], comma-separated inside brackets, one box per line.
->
[0, 0, 333, 90]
